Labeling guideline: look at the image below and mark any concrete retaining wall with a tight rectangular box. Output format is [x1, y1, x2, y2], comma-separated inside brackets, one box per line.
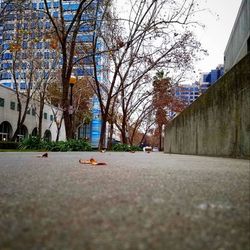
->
[164, 54, 250, 158]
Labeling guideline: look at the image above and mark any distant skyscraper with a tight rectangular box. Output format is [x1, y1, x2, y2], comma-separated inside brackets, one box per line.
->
[174, 81, 200, 106]
[173, 65, 224, 108]
[200, 65, 224, 93]
[202, 65, 224, 84]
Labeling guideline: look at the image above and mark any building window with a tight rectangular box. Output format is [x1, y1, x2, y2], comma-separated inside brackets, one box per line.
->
[44, 112, 47, 119]
[2, 44, 9, 50]
[20, 82, 26, 90]
[39, 2, 44, 9]
[10, 101, 15, 110]
[0, 72, 12, 80]
[45, 22, 51, 29]
[64, 14, 73, 21]
[36, 52, 43, 59]
[22, 42, 28, 49]
[2, 62, 12, 69]
[50, 114, 54, 121]
[37, 42, 43, 49]
[53, 11, 59, 18]
[44, 52, 50, 59]
[53, 2, 59, 8]
[2, 52, 12, 59]
[0, 98, 5, 107]
[23, 23, 28, 29]
[32, 108, 36, 116]
[2, 82, 11, 88]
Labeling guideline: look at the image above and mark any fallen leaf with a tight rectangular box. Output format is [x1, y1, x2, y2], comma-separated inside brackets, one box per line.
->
[79, 159, 92, 164]
[37, 153, 48, 158]
[90, 158, 98, 164]
[79, 158, 107, 166]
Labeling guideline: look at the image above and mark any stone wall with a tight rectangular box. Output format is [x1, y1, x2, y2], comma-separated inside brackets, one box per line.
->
[164, 54, 250, 158]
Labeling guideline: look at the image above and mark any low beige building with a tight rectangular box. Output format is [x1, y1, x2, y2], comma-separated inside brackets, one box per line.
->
[0, 85, 66, 141]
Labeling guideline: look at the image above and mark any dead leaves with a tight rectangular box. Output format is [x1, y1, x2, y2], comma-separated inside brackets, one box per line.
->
[79, 158, 107, 166]
[36, 153, 48, 158]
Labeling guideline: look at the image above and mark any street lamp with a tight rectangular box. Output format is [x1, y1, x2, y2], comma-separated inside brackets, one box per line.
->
[69, 75, 77, 137]
[69, 75, 76, 109]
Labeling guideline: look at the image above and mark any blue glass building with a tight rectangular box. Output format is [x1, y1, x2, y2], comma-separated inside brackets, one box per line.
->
[173, 65, 224, 107]
[0, 0, 106, 147]
[201, 65, 224, 92]
[174, 82, 200, 106]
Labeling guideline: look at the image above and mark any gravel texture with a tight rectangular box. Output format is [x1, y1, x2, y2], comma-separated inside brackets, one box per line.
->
[0, 152, 249, 250]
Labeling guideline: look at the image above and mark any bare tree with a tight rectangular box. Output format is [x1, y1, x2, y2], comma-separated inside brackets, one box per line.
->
[0, 0, 28, 57]
[91, 0, 204, 149]
[0, 0, 27, 21]
[1, 3, 59, 140]
[6, 5, 42, 140]
[43, 0, 112, 140]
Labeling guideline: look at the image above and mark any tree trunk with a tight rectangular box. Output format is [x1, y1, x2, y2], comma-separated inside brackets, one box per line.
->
[99, 118, 107, 150]
[11, 124, 21, 142]
[121, 130, 127, 144]
[61, 74, 73, 140]
[139, 133, 147, 146]
[63, 110, 73, 140]
[38, 102, 45, 138]
[56, 118, 63, 142]
[107, 122, 114, 150]
[121, 118, 128, 144]
[11, 98, 29, 141]
[159, 125, 162, 151]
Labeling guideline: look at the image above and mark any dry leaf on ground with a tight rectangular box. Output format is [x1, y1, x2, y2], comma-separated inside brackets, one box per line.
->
[37, 153, 48, 158]
[79, 158, 107, 166]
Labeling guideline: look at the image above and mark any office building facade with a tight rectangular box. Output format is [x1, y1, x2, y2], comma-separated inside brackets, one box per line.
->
[174, 65, 224, 107]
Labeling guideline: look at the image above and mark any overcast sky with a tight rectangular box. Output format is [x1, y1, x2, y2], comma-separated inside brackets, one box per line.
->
[114, 0, 243, 81]
[194, 0, 242, 74]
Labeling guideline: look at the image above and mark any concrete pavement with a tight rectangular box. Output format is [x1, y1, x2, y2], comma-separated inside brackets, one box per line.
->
[0, 152, 249, 250]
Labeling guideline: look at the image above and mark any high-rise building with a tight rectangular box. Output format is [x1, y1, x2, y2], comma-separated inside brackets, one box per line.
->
[173, 65, 224, 108]
[174, 81, 200, 106]
[201, 65, 224, 89]
[0, 0, 107, 147]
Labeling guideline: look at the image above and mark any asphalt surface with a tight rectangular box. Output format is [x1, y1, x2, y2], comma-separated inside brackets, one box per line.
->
[0, 152, 249, 250]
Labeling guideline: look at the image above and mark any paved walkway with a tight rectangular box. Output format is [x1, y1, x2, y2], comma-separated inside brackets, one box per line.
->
[0, 152, 249, 250]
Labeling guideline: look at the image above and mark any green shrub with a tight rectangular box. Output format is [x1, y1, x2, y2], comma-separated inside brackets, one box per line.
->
[112, 143, 142, 152]
[129, 145, 143, 151]
[112, 143, 129, 151]
[19, 136, 43, 150]
[19, 137, 92, 152]
[0, 141, 19, 149]
[66, 139, 92, 151]
[43, 141, 67, 152]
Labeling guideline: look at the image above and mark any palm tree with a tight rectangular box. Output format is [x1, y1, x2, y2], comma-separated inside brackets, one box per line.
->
[153, 71, 171, 150]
